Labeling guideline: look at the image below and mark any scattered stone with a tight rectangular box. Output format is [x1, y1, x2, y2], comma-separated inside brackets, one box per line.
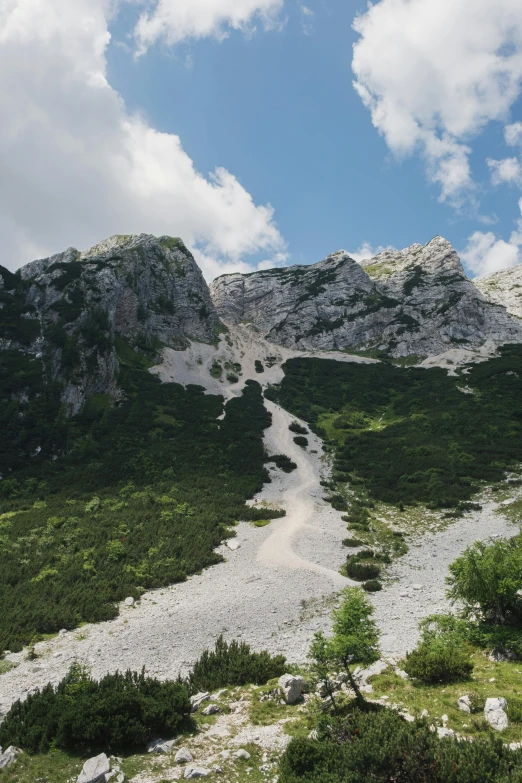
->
[457, 696, 471, 714]
[437, 727, 455, 738]
[226, 540, 240, 551]
[213, 765, 223, 774]
[441, 714, 449, 725]
[190, 692, 211, 712]
[58, 629, 67, 636]
[394, 668, 409, 680]
[184, 767, 210, 779]
[211, 689, 228, 700]
[124, 597, 135, 607]
[147, 738, 178, 754]
[202, 703, 221, 716]
[77, 753, 110, 783]
[234, 749, 251, 760]
[357, 659, 389, 682]
[0, 746, 21, 771]
[485, 697, 509, 731]
[175, 748, 194, 764]
[278, 674, 306, 704]
[420, 709, 429, 719]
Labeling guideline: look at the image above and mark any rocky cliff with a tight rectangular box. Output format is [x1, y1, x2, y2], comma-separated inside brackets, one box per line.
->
[210, 236, 522, 357]
[1, 234, 221, 414]
[475, 265, 522, 320]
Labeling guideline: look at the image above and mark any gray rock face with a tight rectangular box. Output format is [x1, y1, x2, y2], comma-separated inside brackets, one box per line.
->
[2, 234, 221, 415]
[475, 264, 522, 320]
[77, 752, 110, 783]
[484, 696, 509, 731]
[278, 673, 306, 704]
[210, 237, 522, 357]
[0, 745, 21, 770]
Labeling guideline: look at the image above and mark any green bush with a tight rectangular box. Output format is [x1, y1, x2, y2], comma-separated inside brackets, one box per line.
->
[0, 665, 190, 754]
[346, 559, 381, 581]
[265, 454, 298, 473]
[289, 422, 308, 435]
[403, 636, 473, 684]
[293, 436, 308, 448]
[447, 535, 522, 627]
[255, 360, 264, 373]
[342, 537, 364, 548]
[185, 635, 286, 694]
[363, 580, 382, 592]
[226, 373, 239, 383]
[279, 708, 522, 783]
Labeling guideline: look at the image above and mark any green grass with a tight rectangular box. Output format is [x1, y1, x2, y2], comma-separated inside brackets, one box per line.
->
[0, 659, 17, 675]
[369, 653, 522, 742]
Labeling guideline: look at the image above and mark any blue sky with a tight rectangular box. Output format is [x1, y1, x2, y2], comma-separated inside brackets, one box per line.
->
[1, 0, 522, 278]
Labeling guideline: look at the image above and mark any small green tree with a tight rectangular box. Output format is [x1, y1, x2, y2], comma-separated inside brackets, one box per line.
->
[309, 588, 380, 709]
[446, 536, 522, 626]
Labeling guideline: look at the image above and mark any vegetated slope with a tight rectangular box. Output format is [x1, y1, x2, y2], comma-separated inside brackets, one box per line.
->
[268, 345, 522, 507]
[475, 263, 522, 320]
[0, 352, 276, 653]
[210, 236, 522, 357]
[1, 233, 220, 417]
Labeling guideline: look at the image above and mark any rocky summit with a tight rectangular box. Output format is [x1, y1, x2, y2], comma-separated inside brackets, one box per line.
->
[1, 234, 220, 415]
[475, 263, 522, 320]
[210, 236, 522, 357]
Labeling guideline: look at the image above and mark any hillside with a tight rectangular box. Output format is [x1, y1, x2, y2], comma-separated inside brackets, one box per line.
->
[210, 236, 522, 357]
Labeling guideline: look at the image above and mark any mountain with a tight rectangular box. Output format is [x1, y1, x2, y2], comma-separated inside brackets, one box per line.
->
[210, 236, 522, 357]
[1, 233, 220, 415]
[475, 264, 522, 320]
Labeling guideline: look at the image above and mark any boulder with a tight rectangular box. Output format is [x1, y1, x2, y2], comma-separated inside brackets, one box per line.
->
[437, 727, 455, 738]
[175, 748, 194, 764]
[77, 753, 110, 783]
[184, 767, 210, 779]
[234, 749, 251, 760]
[457, 695, 471, 713]
[278, 674, 306, 704]
[0, 746, 21, 771]
[124, 597, 135, 607]
[190, 692, 211, 712]
[485, 697, 509, 731]
[202, 703, 221, 716]
[356, 659, 389, 682]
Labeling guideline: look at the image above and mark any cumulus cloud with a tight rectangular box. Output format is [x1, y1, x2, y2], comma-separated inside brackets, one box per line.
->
[352, 0, 522, 206]
[134, 0, 284, 53]
[487, 157, 522, 187]
[461, 231, 521, 277]
[348, 241, 396, 263]
[0, 0, 286, 278]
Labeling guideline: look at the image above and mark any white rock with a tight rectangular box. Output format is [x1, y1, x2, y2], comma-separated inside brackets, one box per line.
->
[0, 746, 21, 771]
[78, 753, 110, 783]
[279, 674, 306, 704]
[202, 703, 221, 716]
[124, 597, 135, 607]
[234, 749, 251, 760]
[147, 738, 178, 754]
[190, 692, 211, 712]
[437, 727, 455, 738]
[226, 540, 240, 551]
[485, 697, 509, 731]
[457, 696, 471, 713]
[184, 767, 210, 779]
[358, 659, 389, 681]
[175, 748, 194, 764]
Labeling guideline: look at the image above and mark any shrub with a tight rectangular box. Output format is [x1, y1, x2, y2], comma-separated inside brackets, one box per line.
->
[289, 421, 308, 435]
[363, 580, 382, 592]
[293, 436, 308, 448]
[278, 708, 522, 783]
[346, 559, 381, 581]
[186, 635, 286, 694]
[343, 537, 364, 547]
[265, 454, 297, 473]
[447, 535, 522, 626]
[0, 665, 190, 754]
[403, 637, 474, 684]
[255, 360, 264, 373]
[226, 373, 239, 383]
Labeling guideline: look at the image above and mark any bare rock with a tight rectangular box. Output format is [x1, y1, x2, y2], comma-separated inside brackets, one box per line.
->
[202, 703, 221, 716]
[190, 692, 211, 712]
[77, 753, 110, 783]
[0, 746, 21, 771]
[175, 748, 194, 764]
[457, 696, 471, 714]
[234, 749, 251, 760]
[184, 767, 210, 779]
[485, 697, 509, 731]
[278, 674, 306, 704]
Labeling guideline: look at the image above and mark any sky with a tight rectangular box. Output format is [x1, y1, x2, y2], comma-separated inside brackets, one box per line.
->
[1, 0, 522, 279]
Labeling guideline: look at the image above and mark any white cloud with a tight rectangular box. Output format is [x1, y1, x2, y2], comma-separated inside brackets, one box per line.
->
[352, 0, 522, 206]
[505, 122, 522, 147]
[298, 3, 314, 36]
[462, 231, 521, 277]
[134, 0, 284, 54]
[0, 0, 285, 278]
[487, 156, 522, 186]
[348, 241, 396, 263]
